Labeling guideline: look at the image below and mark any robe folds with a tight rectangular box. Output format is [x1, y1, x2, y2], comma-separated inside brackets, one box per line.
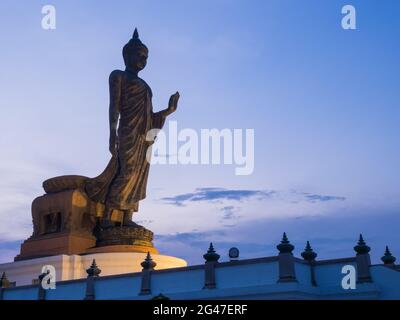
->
[85, 71, 166, 211]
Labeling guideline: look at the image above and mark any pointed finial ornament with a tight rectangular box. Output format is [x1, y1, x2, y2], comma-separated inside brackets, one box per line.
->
[381, 246, 396, 265]
[203, 243, 220, 263]
[277, 232, 295, 254]
[133, 28, 139, 39]
[301, 241, 317, 262]
[141, 252, 157, 270]
[354, 234, 371, 255]
[1, 272, 10, 288]
[86, 259, 101, 277]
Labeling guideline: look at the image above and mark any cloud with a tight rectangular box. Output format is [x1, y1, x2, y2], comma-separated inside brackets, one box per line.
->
[156, 230, 227, 244]
[221, 206, 237, 220]
[160, 187, 346, 207]
[153, 206, 400, 265]
[135, 219, 154, 226]
[161, 187, 275, 206]
[220, 206, 242, 223]
[303, 193, 346, 202]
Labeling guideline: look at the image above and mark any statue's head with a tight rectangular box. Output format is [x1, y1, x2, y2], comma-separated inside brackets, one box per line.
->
[123, 28, 148, 72]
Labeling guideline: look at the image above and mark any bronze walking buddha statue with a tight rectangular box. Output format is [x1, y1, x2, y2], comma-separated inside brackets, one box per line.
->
[85, 28, 180, 228]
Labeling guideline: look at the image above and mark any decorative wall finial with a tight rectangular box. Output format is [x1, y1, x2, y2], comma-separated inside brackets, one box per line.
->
[86, 259, 101, 277]
[277, 232, 295, 254]
[301, 241, 317, 262]
[141, 252, 157, 270]
[381, 246, 396, 265]
[354, 234, 371, 255]
[203, 243, 220, 263]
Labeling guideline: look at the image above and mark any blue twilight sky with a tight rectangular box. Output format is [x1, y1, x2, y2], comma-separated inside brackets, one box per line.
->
[0, 0, 399, 264]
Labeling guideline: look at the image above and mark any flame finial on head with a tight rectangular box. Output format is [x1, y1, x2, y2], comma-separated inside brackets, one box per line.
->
[125, 27, 145, 48]
[122, 27, 148, 66]
[133, 28, 139, 39]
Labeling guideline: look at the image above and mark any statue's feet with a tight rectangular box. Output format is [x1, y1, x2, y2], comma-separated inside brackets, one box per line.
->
[100, 219, 115, 229]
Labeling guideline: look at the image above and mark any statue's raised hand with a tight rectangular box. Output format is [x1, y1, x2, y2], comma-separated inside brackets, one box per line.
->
[167, 91, 180, 114]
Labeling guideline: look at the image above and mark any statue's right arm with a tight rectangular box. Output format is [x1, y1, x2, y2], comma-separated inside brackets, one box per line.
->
[109, 70, 123, 155]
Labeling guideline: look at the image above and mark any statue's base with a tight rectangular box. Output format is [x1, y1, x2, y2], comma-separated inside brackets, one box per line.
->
[95, 225, 155, 248]
[0, 252, 187, 287]
[86, 244, 158, 255]
[15, 188, 158, 261]
[15, 232, 97, 261]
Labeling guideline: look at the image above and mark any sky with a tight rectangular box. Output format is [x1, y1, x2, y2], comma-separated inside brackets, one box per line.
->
[0, 0, 399, 265]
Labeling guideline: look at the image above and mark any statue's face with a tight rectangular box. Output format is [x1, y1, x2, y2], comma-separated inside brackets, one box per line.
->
[127, 46, 148, 72]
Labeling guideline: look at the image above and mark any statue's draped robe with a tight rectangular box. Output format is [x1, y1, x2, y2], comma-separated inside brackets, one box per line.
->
[85, 71, 165, 211]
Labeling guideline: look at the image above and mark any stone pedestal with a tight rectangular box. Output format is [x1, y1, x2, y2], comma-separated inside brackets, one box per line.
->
[0, 253, 187, 287]
[16, 188, 100, 261]
[15, 186, 157, 261]
[15, 232, 97, 261]
[10, 177, 179, 287]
